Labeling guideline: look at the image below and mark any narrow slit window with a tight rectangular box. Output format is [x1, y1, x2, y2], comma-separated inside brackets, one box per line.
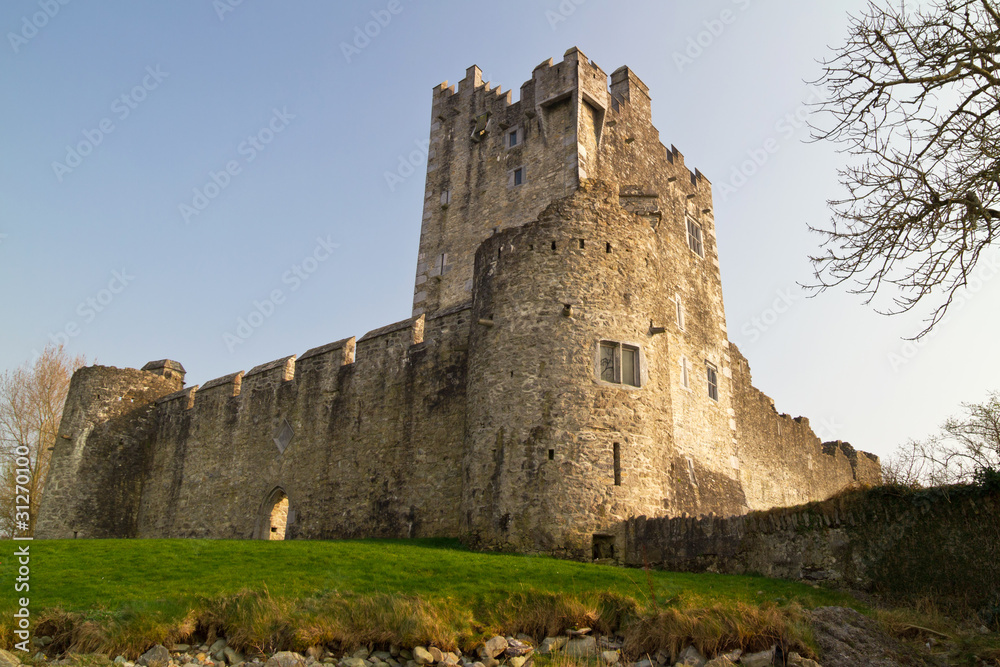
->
[579, 239, 585, 249]
[675, 295, 685, 330]
[548, 448, 555, 460]
[606, 242, 612, 253]
[613, 443, 621, 486]
[681, 356, 690, 389]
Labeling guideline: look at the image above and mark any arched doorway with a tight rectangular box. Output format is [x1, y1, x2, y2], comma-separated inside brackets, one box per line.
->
[255, 487, 291, 540]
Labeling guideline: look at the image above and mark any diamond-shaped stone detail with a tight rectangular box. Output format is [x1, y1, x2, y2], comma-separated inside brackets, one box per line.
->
[273, 419, 294, 454]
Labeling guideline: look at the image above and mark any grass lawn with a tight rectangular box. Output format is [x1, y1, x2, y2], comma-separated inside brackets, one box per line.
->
[4, 538, 855, 612]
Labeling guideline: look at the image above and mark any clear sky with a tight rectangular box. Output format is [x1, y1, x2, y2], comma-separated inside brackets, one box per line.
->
[2, 1, 997, 463]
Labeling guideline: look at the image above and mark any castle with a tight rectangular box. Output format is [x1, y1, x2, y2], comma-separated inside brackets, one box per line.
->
[36, 48, 880, 560]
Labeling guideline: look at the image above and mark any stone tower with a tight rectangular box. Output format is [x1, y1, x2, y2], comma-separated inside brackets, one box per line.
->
[434, 48, 742, 557]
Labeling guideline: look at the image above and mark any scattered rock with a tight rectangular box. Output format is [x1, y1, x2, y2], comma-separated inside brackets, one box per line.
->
[223, 648, 243, 665]
[482, 638, 507, 660]
[674, 646, 706, 667]
[786, 653, 821, 667]
[171, 646, 191, 654]
[738, 648, 773, 667]
[563, 637, 597, 658]
[567, 628, 592, 637]
[480, 659, 499, 667]
[507, 658, 528, 667]
[412, 648, 434, 666]
[601, 651, 620, 665]
[264, 652, 307, 667]
[631, 659, 653, 667]
[0, 650, 20, 667]
[341, 659, 366, 667]
[137, 646, 171, 667]
[702, 659, 734, 667]
[503, 640, 532, 658]
[209, 641, 228, 659]
[426, 649, 443, 664]
[372, 653, 392, 662]
[537, 638, 566, 655]
[352, 649, 370, 660]
[114, 659, 127, 665]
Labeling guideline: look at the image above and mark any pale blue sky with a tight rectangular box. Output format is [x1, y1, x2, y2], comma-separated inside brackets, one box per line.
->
[2, 1, 997, 462]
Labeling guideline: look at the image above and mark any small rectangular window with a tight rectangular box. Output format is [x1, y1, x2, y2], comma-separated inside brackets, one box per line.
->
[508, 129, 519, 147]
[548, 448, 555, 460]
[686, 217, 704, 257]
[599, 341, 641, 387]
[706, 361, 719, 401]
[681, 356, 690, 389]
[613, 443, 621, 486]
[675, 295, 685, 330]
[513, 167, 524, 186]
[599, 342, 617, 383]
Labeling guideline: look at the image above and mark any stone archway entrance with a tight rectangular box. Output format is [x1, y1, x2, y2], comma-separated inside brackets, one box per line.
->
[255, 487, 290, 540]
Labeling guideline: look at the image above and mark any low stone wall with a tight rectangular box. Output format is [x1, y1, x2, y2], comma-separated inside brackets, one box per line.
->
[624, 485, 1000, 611]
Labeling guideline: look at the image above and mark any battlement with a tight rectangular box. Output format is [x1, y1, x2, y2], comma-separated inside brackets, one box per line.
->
[141, 310, 469, 415]
[415, 47, 715, 318]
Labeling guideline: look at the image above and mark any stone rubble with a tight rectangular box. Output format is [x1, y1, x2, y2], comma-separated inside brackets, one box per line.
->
[12, 631, 835, 667]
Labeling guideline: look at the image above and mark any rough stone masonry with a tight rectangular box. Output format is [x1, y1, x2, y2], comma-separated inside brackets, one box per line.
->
[36, 48, 880, 560]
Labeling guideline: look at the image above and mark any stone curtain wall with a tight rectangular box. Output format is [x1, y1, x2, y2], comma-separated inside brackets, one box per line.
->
[624, 485, 1000, 611]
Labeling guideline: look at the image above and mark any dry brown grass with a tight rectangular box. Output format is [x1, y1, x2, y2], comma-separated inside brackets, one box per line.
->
[21, 589, 829, 663]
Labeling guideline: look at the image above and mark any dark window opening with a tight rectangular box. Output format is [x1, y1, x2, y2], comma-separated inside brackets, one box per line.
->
[548, 448, 555, 460]
[508, 129, 519, 147]
[551, 240, 557, 250]
[606, 242, 612, 253]
[593, 534, 615, 560]
[613, 443, 621, 486]
[513, 167, 524, 186]
[579, 239, 585, 249]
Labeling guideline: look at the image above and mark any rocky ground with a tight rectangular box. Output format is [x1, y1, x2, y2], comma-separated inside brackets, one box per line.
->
[1, 606, 985, 667]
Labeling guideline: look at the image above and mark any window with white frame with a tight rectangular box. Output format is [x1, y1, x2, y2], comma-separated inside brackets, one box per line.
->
[510, 166, 526, 187]
[680, 356, 691, 389]
[598, 341, 641, 387]
[686, 216, 704, 257]
[675, 294, 685, 330]
[506, 127, 521, 148]
[706, 361, 719, 401]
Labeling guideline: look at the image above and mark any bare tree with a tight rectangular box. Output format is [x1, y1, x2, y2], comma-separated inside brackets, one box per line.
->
[808, 0, 1000, 337]
[0, 346, 85, 537]
[884, 390, 1000, 486]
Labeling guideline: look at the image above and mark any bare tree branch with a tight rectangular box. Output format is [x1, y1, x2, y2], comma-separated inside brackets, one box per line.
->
[807, 0, 1000, 338]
